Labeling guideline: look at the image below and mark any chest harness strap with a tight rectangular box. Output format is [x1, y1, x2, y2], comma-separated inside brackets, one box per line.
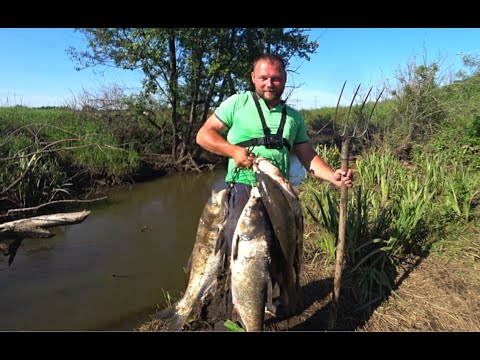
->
[235, 93, 291, 151]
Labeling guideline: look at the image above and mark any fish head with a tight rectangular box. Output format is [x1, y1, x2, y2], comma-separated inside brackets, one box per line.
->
[254, 159, 288, 191]
[253, 157, 282, 178]
[252, 157, 267, 172]
[205, 188, 230, 221]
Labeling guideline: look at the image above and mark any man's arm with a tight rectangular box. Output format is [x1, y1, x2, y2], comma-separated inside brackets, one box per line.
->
[196, 114, 254, 168]
[293, 142, 352, 188]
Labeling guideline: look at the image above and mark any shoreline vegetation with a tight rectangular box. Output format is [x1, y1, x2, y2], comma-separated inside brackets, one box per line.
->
[1, 57, 480, 331]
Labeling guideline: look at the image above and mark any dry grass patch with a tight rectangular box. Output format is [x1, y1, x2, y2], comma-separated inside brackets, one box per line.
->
[360, 227, 480, 332]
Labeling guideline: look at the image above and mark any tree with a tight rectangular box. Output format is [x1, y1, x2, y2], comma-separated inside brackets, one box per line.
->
[382, 59, 448, 156]
[67, 28, 318, 162]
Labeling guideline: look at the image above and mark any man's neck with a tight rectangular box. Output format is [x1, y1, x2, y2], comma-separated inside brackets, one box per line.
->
[254, 92, 282, 110]
[265, 100, 280, 110]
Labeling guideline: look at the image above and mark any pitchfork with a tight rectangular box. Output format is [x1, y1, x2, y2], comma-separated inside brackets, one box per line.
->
[328, 81, 383, 329]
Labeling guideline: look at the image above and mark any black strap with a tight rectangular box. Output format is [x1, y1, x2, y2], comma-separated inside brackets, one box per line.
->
[236, 137, 291, 151]
[252, 93, 274, 136]
[235, 93, 290, 151]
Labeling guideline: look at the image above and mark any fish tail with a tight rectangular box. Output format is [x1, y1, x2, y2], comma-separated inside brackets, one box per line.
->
[167, 314, 189, 332]
[155, 306, 175, 320]
[155, 306, 188, 331]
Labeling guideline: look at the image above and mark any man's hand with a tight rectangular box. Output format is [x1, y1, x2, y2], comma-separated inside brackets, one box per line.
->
[331, 169, 353, 188]
[232, 147, 255, 169]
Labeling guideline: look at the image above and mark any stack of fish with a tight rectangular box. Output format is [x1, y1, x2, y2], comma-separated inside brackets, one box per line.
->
[158, 157, 303, 331]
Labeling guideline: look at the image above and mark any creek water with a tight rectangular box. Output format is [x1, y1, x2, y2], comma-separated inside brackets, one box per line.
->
[0, 156, 306, 331]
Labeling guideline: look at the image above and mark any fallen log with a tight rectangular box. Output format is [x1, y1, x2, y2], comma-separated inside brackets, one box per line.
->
[1, 210, 91, 265]
[0, 210, 91, 241]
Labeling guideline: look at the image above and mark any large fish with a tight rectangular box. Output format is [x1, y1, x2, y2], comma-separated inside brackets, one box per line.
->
[230, 187, 272, 331]
[254, 166, 297, 315]
[253, 157, 304, 313]
[156, 188, 230, 331]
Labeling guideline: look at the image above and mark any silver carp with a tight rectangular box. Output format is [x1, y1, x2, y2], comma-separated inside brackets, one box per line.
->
[253, 157, 304, 314]
[156, 188, 229, 331]
[230, 187, 272, 331]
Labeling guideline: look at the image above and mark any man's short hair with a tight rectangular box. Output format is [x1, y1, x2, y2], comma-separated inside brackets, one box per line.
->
[253, 53, 286, 74]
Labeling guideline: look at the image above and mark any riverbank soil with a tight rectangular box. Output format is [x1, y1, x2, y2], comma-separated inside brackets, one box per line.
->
[137, 222, 479, 332]
[359, 225, 480, 332]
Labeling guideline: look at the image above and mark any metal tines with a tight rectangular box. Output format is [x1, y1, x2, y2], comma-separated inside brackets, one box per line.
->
[332, 80, 384, 141]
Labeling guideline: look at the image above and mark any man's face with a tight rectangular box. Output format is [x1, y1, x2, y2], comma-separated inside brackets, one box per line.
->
[251, 60, 286, 106]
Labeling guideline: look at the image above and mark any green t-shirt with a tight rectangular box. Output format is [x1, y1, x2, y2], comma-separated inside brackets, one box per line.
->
[214, 92, 310, 185]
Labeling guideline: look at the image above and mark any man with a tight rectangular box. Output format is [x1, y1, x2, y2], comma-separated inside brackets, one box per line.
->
[196, 53, 353, 252]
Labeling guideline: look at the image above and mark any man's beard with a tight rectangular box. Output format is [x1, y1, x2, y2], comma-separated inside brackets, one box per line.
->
[258, 89, 283, 103]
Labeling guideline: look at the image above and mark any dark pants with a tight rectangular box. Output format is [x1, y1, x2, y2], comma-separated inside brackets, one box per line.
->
[224, 183, 252, 256]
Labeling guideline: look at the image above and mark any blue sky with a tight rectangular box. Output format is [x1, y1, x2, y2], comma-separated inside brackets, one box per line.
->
[1, 28, 479, 110]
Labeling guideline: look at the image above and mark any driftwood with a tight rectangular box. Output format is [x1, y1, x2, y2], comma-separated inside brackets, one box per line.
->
[0, 210, 91, 240]
[0, 210, 91, 266]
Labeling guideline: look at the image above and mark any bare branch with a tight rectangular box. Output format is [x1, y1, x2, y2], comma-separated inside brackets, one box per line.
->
[5, 197, 107, 218]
